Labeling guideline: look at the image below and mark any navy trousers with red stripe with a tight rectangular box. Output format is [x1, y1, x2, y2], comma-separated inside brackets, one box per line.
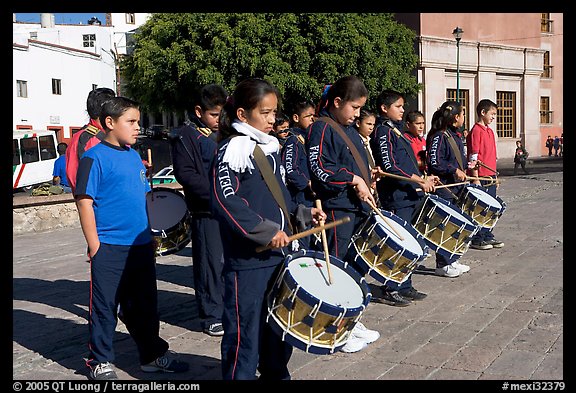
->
[87, 242, 168, 368]
[221, 264, 292, 380]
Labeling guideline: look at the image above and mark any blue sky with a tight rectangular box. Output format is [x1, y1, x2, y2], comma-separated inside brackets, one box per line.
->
[15, 13, 107, 25]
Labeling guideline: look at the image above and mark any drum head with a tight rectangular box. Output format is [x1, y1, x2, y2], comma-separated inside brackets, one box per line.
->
[373, 214, 424, 256]
[429, 196, 475, 227]
[465, 185, 503, 209]
[286, 256, 365, 309]
[146, 189, 188, 231]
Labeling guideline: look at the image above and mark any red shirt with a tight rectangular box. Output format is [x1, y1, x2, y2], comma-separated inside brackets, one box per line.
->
[404, 132, 427, 172]
[467, 122, 497, 177]
[65, 118, 105, 194]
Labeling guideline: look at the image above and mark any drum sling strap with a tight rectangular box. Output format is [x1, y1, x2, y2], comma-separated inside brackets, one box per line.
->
[316, 116, 372, 187]
[442, 130, 464, 171]
[252, 145, 294, 234]
[384, 120, 422, 176]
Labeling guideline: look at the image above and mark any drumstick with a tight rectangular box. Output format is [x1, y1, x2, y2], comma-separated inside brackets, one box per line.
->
[475, 160, 499, 175]
[255, 216, 351, 253]
[147, 148, 154, 200]
[466, 175, 502, 184]
[435, 179, 459, 199]
[315, 200, 333, 285]
[415, 181, 469, 192]
[375, 168, 422, 184]
[365, 199, 404, 241]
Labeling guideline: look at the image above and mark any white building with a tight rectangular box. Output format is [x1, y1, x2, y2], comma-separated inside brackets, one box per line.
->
[12, 13, 150, 144]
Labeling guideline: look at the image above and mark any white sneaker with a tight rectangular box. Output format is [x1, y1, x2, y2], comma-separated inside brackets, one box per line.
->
[340, 334, 368, 353]
[452, 261, 470, 273]
[435, 264, 461, 278]
[351, 321, 380, 344]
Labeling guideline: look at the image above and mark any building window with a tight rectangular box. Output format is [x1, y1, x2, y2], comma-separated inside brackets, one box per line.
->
[541, 13, 553, 33]
[71, 127, 83, 136]
[126, 13, 136, 24]
[542, 51, 553, 79]
[496, 91, 515, 138]
[52, 79, 62, 95]
[446, 89, 470, 131]
[540, 97, 553, 124]
[30, 31, 37, 40]
[17, 80, 28, 98]
[83, 34, 96, 48]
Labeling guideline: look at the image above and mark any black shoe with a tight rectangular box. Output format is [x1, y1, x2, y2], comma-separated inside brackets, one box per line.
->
[398, 287, 428, 301]
[371, 290, 411, 307]
[470, 241, 493, 250]
[203, 322, 224, 337]
[486, 239, 504, 248]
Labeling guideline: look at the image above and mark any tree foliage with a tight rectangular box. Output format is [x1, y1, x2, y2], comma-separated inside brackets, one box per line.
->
[121, 13, 420, 113]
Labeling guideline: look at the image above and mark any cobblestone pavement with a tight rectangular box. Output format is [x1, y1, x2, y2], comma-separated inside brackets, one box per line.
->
[13, 157, 563, 383]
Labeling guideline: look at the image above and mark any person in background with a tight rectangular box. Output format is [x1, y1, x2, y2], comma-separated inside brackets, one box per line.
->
[545, 135, 553, 157]
[210, 77, 326, 380]
[52, 142, 72, 193]
[553, 135, 560, 157]
[75, 96, 189, 380]
[170, 83, 228, 337]
[466, 99, 504, 250]
[513, 140, 530, 175]
[271, 112, 291, 148]
[66, 87, 116, 194]
[404, 110, 428, 173]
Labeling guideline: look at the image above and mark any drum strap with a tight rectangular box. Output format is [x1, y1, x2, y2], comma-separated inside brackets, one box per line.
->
[252, 145, 294, 234]
[317, 116, 371, 187]
[384, 120, 422, 175]
[443, 130, 464, 170]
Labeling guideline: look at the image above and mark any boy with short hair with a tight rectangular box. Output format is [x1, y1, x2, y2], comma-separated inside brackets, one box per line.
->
[76, 96, 189, 380]
[467, 99, 504, 250]
[170, 84, 227, 337]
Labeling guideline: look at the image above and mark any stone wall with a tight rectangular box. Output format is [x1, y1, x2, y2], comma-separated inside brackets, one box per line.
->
[13, 194, 80, 235]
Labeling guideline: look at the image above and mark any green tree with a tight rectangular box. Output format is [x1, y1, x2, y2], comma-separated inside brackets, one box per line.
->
[121, 13, 420, 114]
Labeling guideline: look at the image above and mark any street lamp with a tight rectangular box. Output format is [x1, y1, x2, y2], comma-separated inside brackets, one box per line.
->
[452, 26, 464, 103]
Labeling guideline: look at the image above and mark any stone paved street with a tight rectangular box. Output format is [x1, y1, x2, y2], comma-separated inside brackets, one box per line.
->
[12, 157, 563, 383]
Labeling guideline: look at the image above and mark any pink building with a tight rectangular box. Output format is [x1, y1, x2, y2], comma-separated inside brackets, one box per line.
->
[395, 13, 563, 158]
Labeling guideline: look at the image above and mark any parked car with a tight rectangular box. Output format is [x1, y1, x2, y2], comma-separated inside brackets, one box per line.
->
[152, 165, 177, 185]
[145, 124, 168, 139]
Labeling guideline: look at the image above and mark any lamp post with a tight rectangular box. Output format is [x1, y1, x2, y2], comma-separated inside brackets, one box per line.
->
[452, 26, 464, 103]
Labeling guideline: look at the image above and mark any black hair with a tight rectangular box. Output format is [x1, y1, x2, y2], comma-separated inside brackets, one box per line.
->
[322, 75, 368, 111]
[99, 96, 140, 132]
[358, 108, 376, 122]
[218, 78, 280, 141]
[405, 110, 424, 123]
[428, 101, 462, 137]
[87, 87, 116, 120]
[476, 99, 497, 117]
[194, 84, 228, 111]
[57, 142, 67, 155]
[375, 90, 404, 116]
[274, 112, 290, 129]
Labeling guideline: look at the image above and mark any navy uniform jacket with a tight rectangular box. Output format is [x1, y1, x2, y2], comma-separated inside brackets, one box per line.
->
[371, 117, 422, 210]
[211, 136, 304, 271]
[306, 110, 371, 213]
[281, 127, 313, 207]
[170, 116, 217, 215]
[426, 125, 467, 200]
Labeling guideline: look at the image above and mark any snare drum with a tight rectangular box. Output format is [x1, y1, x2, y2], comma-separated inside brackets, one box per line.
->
[146, 188, 191, 256]
[412, 194, 479, 260]
[457, 184, 507, 229]
[266, 250, 371, 355]
[350, 210, 429, 285]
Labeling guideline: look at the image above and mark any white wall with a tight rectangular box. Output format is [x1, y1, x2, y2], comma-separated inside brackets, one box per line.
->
[13, 19, 117, 139]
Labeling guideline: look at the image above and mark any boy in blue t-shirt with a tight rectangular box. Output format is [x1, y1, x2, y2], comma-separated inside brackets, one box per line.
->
[75, 96, 189, 380]
[52, 142, 71, 193]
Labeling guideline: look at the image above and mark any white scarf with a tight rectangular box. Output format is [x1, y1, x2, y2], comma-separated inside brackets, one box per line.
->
[222, 120, 280, 173]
